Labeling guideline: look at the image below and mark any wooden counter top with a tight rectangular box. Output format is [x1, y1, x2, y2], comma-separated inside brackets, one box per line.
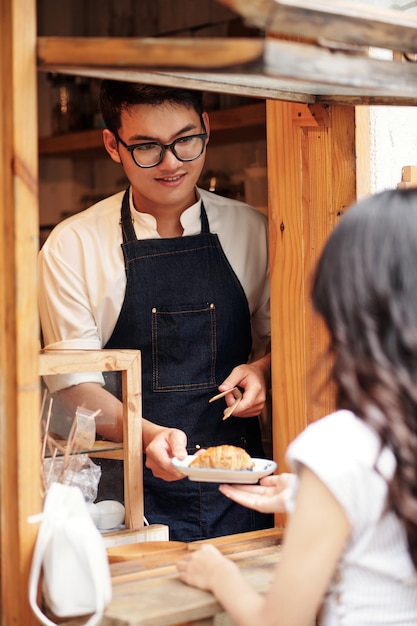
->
[59, 527, 283, 626]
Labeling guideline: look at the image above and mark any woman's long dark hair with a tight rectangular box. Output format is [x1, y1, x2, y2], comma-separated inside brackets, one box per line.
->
[312, 188, 417, 568]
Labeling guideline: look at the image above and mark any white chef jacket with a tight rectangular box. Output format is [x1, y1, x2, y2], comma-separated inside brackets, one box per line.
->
[286, 410, 417, 626]
[38, 187, 270, 392]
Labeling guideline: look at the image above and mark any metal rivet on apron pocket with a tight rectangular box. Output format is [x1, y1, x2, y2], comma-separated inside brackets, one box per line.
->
[210, 303, 215, 309]
[152, 307, 157, 313]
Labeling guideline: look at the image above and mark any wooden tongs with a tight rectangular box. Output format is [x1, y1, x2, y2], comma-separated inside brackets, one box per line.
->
[209, 386, 243, 421]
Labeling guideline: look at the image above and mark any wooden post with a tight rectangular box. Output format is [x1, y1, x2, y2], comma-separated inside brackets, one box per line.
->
[0, 0, 40, 623]
[267, 101, 356, 521]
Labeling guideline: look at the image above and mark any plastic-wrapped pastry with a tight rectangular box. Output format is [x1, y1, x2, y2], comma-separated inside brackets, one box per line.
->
[189, 445, 255, 470]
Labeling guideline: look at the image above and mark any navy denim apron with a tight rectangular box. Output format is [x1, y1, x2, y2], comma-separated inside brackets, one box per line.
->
[102, 188, 273, 541]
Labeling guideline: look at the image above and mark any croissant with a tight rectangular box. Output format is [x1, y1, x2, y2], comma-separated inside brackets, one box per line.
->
[189, 444, 254, 470]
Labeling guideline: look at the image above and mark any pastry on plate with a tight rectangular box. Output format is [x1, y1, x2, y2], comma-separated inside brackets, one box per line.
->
[189, 444, 254, 471]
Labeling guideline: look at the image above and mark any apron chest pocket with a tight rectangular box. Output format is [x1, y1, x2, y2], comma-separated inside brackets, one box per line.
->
[151, 302, 216, 391]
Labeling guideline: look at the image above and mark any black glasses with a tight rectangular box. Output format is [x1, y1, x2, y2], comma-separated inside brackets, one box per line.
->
[115, 131, 208, 168]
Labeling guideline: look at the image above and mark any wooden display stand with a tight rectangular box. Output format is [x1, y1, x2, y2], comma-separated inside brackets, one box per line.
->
[39, 348, 167, 541]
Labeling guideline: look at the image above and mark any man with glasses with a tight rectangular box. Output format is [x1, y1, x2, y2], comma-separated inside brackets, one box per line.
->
[38, 81, 272, 541]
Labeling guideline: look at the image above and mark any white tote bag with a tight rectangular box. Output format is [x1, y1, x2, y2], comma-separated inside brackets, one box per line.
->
[28, 482, 112, 626]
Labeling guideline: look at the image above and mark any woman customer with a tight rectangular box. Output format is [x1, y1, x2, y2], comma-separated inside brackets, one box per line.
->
[177, 188, 417, 625]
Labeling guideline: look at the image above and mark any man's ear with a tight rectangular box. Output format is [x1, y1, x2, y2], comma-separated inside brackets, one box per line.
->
[102, 129, 122, 164]
[202, 111, 210, 145]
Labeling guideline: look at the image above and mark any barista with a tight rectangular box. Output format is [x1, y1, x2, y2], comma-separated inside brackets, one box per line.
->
[38, 81, 272, 541]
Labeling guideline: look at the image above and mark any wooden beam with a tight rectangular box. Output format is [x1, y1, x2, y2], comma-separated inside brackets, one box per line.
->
[0, 0, 40, 624]
[37, 37, 264, 70]
[38, 64, 316, 104]
[221, 0, 417, 54]
[37, 36, 417, 105]
[264, 38, 417, 100]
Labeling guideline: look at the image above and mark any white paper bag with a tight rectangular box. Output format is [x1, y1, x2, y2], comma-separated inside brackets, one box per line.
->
[28, 482, 112, 626]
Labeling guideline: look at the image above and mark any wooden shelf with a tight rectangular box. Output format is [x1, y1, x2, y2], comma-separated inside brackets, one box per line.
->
[44, 439, 124, 460]
[39, 128, 108, 158]
[39, 349, 143, 529]
[38, 102, 266, 157]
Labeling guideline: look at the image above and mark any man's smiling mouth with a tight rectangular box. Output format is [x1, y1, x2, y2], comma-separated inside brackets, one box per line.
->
[157, 174, 184, 182]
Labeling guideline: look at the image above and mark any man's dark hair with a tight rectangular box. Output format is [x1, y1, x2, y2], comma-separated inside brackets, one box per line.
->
[100, 81, 204, 133]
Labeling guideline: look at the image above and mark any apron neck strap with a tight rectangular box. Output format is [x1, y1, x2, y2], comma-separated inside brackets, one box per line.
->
[120, 188, 136, 242]
[200, 200, 210, 234]
[120, 187, 210, 242]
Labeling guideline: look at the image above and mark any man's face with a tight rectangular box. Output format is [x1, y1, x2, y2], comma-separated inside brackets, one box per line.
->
[104, 102, 209, 214]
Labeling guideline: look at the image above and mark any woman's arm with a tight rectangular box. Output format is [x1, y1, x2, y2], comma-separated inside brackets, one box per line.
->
[177, 465, 351, 626]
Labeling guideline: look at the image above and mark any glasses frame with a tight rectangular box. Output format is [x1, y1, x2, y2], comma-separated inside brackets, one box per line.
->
[115, 129, 208, 169]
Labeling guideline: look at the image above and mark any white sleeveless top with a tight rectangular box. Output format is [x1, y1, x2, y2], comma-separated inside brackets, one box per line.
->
[286, 410, 417, 625]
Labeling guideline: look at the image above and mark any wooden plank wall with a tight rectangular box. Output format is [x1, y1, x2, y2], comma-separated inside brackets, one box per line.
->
[267, 101, 356, 504]
[0, 0, 41, 624]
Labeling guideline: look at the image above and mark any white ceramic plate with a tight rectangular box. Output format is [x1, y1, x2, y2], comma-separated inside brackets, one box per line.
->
[172, 455, 277, 484]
